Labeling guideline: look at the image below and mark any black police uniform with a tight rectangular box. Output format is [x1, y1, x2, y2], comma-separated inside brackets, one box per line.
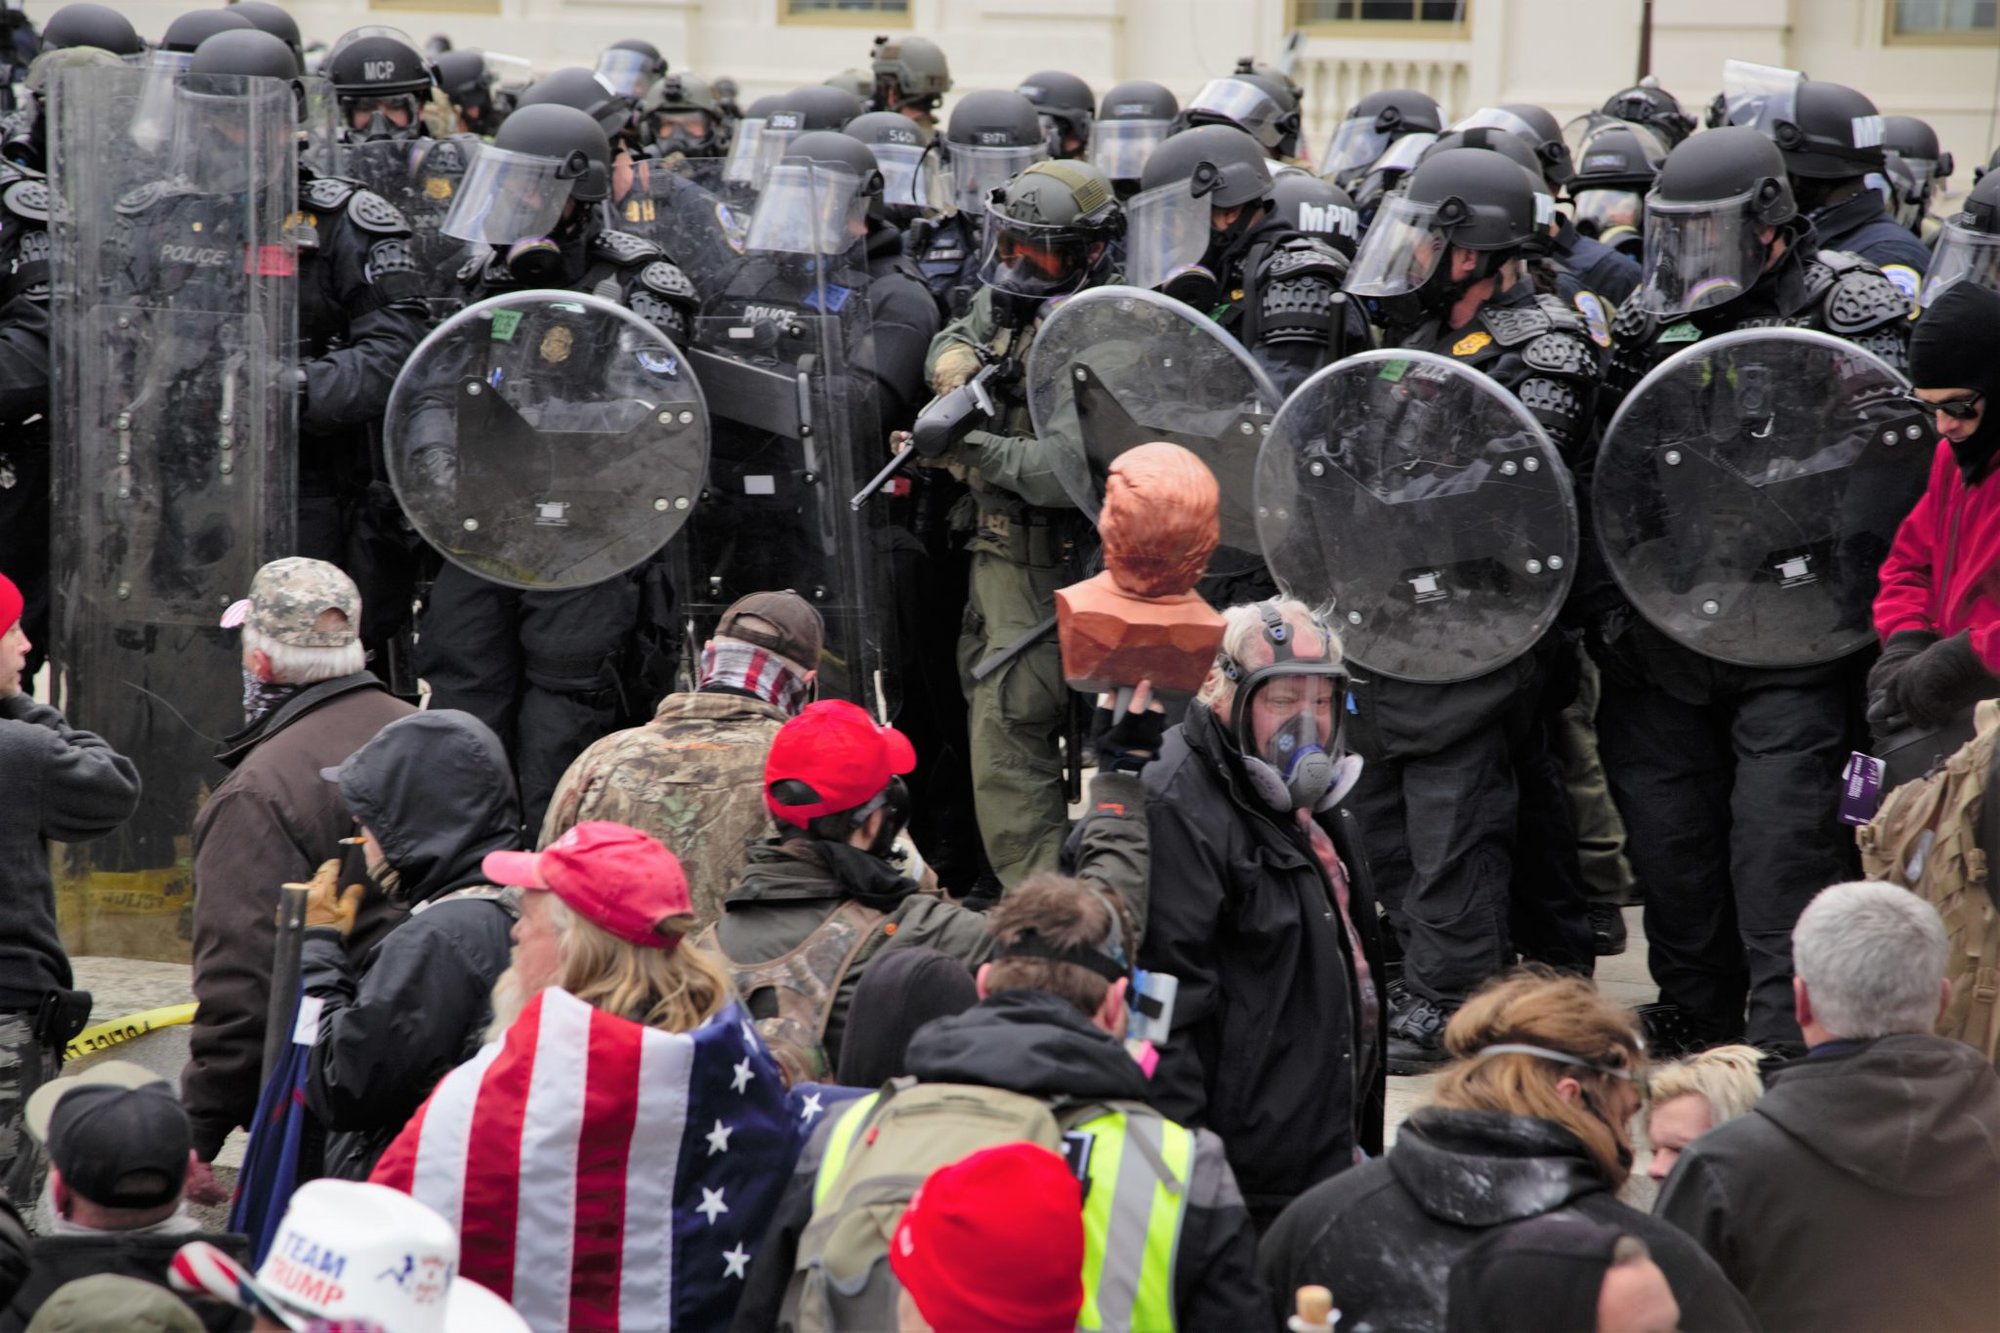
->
[416, 226, 698, 828]
[903, 210, 980, 319]
[1589, 242, 1913, 1053]
[1548, 213, 1639, 308]
[1346, 280, 1601, 1021]
[0, 164, 48, 679]
[1805, 189, 1931, 301]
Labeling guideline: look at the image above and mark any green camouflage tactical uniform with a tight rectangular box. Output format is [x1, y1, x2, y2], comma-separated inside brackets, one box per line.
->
[538, 689, 789, 926]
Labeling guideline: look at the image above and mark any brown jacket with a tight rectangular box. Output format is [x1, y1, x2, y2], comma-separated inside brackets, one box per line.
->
[538, 689, 787, 926]
[180, 675, 412, 1161]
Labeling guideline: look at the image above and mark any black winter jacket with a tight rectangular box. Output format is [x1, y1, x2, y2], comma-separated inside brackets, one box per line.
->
[1260, 1107, 1758, 1333]
[731, 990, 1267, 1332]
[1, 1228, 249, 1332]
[1138, 703, 1386, 1218]
[1656, 1034, 2000, 1332]
[303, 711, 522, 1179]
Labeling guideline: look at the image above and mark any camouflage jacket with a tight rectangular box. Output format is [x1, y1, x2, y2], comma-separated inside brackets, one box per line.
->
[538, 688, 788, 927]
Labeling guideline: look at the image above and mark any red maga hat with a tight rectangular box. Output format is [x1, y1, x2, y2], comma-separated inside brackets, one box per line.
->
[483, 822, 693, 949]
[763, 699, 916, 827]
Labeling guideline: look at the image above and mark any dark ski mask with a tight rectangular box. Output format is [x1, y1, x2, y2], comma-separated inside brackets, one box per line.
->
[1911, 279, 2000, 482]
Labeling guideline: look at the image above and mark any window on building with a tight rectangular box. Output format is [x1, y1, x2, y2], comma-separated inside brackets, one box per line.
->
[785, 0, 910, 17]
[1891, 0, 1998, 38]
[1292, 0, 1468, 25]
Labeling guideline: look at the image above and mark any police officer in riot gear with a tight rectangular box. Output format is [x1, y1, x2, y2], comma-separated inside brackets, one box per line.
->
[1322, 87, 1443, 212]
[1182, 67, 1304, 163]
[594, 38, 665, 106]
[37, 1, 139, 55]
[1592, 127, 1913, 1055]
[922, 159, 1123, 891]
[1882, 114, 1951, 235]
[1565, 114, 1667, 262]
[1600, 80, 1695, 149]
[515, 65, 637, 145]
[1089, 79, 1177, 200]
[640, 72, 730, 161]
[159, 8, 254, 59]
[1922, 170, 2000, 307]
[326, 27, 436, 143]
[1766, 80, 1931, 299]
[1016, 69, 1094, 161]
[1134, 124, 1356, 394]
[1267, 168, 1361, 258]
[844, 109, 946, 230]
[867, 33, 951, 132]
[1340, 146, 1602, 1067]
[434, 49, 501, 137]
[0, 70, 55, 681]
[908, 89, 1048, 318]
[418, 102, 698, 826]
[230, 1, 303, 65]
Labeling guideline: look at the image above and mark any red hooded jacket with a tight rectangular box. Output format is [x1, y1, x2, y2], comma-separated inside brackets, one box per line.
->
[1875, 440, 2000, 671]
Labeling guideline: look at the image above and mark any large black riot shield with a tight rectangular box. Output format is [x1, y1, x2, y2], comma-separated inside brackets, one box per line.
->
[1024, 285, 1281, 588]
[1257, 350, 1577, 683]
[676, 165, 891, 713]
[384, 291, 709, 590]
[48, 65, 296, 960]
[338, 136, 479, 317]
[1594, 327, 1928, 668]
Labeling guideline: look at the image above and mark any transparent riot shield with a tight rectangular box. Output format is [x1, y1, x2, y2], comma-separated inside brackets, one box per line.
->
[1256, 350, 1577, 684]
[1594, 327, 1929, 668]
[340, 136, 481, 316]
[49, 64, 296, 960]
[384, 291, 709, 590]
[1025, 285, 1282, 587]
[611, 153, 749, 305]
[676, 161, 893, 714]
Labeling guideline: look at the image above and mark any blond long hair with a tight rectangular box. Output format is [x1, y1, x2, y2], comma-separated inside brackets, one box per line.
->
[1431, 970, 1647, 1189]
[552, 898, 734, 1033]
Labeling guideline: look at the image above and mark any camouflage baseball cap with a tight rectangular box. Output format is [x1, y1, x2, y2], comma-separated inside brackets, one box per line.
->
[219, 558, 361, 648]
[717, 590, 824, 668]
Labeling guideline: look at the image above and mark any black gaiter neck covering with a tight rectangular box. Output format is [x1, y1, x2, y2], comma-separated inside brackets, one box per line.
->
[1911, 280, 2000, 483]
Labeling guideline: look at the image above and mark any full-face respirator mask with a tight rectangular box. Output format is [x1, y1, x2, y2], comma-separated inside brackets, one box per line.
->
[1217, 602, 1360, 814]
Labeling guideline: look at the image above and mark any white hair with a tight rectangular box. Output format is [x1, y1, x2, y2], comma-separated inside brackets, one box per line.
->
[1193, 598, 1342, 716]
[242, 623, 365, 685]
[1792, 880, 1948, 1040]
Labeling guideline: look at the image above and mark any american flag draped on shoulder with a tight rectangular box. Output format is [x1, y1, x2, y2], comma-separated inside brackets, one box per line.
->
[371, 987, 855, 1331]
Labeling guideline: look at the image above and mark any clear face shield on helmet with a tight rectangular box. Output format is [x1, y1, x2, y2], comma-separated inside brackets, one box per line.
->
[1343, 193, 1449, 297]
[722, 116, 765, 185]
[948, 140, 1049, 216]
[592, 47, 655, 101]
[1454, 105, 1542, 146]
[976, 208, 1107, 298]
[439, 143, 582, 245]
[1636, 186, 1770, 316]
[1720, 58, 1801, 136]
[1920, 221, 2000, 308]
[743, 161, 872, 257]
[1349, 131, 1436, 212]
[130, 46, 194, 152]
[165, 76, 291, 194]
[1187, 77, 1284, 147]
[1088, 117, 1171, 184]
[1121, 177, 1211, 292]
[870, 139, 951, 217]
[1570, 187, 1645, 251]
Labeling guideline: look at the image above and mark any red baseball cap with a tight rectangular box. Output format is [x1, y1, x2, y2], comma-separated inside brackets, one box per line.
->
[0, 572, 21, 638]
[764, 699, 917, 827]
[889, 1143, 1085, 1333]
[483, 822, 693, 950]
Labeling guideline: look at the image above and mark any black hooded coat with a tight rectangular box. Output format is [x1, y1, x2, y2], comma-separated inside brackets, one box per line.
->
[301, 709, 524, 1179]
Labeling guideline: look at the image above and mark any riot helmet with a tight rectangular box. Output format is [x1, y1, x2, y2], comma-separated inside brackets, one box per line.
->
[1323, 87, 1443, 190]
[162, 8, 253, 55]
[977, 158, 1121, 300]
[1453, 101, 1573, 187]
[177, 29, 300, 190]
[1183, 71, 1300, 160]
[1267, 171, 1360, 258]
[1089, 80, 1177, 196]
[780, 84, 864, 131]
[943, 89, 1049, 216]
[744, 129, 882, 258]
[594, 38, 665, 102]
[230, 2, 302, 62]
[1635, 126, 1797, 316]
[188, 26, 300, 81]
[1883, 114, 1951, 231]
[8, 45, 121, 168]
[643, 72, 728, 159]
[435, 49, 499, 133]
[1599, 80, 1694, 148]
[1769, 79, 1885, 185]
[326, 27, 435, 142]
[1422, 125, 1546, 181]
[723, 92, 784, 187]
[1016, 69, 1095, 160]
[869, 33, 951, 123]
[1216, 603, 1351, 815]
[1565, 114, 1667, 258]
[844, 109, 947, 225]
[1346, 146, 1552, 324]
[442, 101, 608, 261]
[713, 75, 743, 122]
[1127, 123, 1272, 297]
[516, 66, 635, 141]
[1920, 172, 2000, 308]
[825, 68, 873, 101]
[39, 2, 142, 55]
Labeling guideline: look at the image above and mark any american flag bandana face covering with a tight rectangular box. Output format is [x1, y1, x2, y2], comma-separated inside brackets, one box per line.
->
[699, 638, 812, 714]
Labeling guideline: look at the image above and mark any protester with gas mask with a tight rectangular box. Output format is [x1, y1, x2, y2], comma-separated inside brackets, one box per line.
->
[299, 709, 524, 1179]
[1259, 972, 1756, 1332]
[1137, 598, 1385, 1232]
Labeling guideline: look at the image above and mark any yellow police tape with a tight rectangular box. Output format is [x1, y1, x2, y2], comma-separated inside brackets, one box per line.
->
[63, 1003, 199, 1063]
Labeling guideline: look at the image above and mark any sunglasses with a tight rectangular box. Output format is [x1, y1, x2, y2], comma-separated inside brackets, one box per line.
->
[1912, 391, 1985, 421]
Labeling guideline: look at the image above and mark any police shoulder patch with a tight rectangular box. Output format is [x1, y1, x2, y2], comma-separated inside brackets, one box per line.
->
[1480, 301, 1553, 347]
[1, 177, 47, 224]
[591, 228, 663, 267]
[1879, 263, 1922, 305]
[303, 175, 358, 213]
[1571, 289, 1612, 347]
[346, 189, 412, 237]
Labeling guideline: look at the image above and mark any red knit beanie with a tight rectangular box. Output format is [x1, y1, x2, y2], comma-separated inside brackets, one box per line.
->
[0, 572, 21, 638]
[889, 1143, 1085, 1333]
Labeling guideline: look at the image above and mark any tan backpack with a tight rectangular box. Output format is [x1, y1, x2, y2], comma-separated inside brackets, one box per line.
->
[1858, 699, 2000, 1058]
